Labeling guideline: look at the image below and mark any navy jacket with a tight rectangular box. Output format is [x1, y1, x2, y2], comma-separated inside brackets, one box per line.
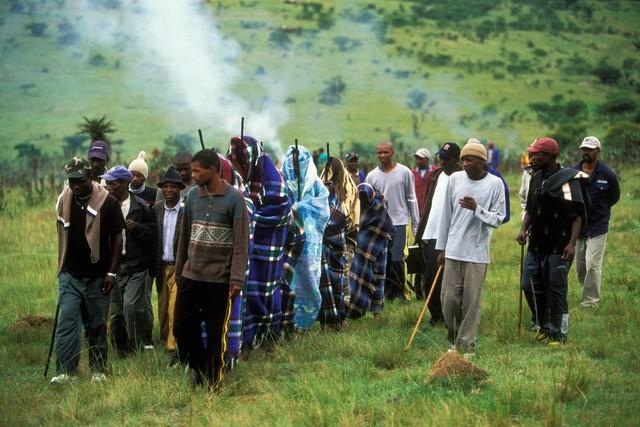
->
[573, 161, 620, 237]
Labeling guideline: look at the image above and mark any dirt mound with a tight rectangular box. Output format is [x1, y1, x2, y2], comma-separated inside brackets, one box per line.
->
[7, 315, 53, 332]
[429, 351, 488, 382]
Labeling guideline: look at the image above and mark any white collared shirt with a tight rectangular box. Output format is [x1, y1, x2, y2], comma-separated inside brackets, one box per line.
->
[120, 195, 130, 255]
[162, 202, 179, 262]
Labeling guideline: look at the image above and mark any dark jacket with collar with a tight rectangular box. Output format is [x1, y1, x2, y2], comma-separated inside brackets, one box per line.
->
[151, 200, 183, 283]
[573, 160, 620, 237]
[120, 194, 156, 275]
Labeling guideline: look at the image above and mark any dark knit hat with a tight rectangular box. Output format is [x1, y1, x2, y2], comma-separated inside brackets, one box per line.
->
[157, 166, 185, 189]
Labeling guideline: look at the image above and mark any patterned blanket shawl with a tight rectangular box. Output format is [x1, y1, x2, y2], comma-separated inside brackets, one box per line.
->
[318, 194, 348, 326]
[282, 145, 330, 329]
[347, 183, 394, 319]
[227, 136, 292, 349]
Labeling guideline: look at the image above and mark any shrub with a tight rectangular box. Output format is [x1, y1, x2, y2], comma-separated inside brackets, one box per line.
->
[604, 122, 640, 162]
[25, 22, 46, 37]
[406, 89, 427, 110]
[598, 93, 638, 117]
[268, 30, 291, 50]
[592, 62, 622, 85]
[319, 76, 346, 105]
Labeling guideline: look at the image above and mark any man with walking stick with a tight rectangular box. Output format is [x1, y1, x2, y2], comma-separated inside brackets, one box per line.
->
[50, 158, 124, 384]
[435, 141, 506, 358]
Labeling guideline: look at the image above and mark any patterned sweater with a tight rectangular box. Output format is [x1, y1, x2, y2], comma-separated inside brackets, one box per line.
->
[175, 182, 249, 286]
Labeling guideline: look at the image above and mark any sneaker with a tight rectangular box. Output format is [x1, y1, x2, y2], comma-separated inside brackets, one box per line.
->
[143, 344, 154, 351]
[463, 352, 475, 360]
[535, 330, 548, 343]
[49, 373, 75, 385]
[447, 346, 457, 354]
[90, 373, 107, 383]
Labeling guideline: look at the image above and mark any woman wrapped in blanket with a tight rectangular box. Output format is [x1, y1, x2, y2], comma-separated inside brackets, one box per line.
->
[227, 137, 293, 350]
[347, 183, 394, 319]
[282, 145, 330, 330]
[318, 157, 359, 329]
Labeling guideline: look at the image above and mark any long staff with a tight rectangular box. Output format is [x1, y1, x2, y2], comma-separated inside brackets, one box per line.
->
[518, 244, 524, 335]
[404, 264, 443, 351]
[44, 302, 60, 377]
[198, 129, 205, 150]
[293, 138, 301, 201]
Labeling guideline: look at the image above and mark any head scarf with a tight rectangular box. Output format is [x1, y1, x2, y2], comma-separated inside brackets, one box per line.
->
[319, 156, 359, 230]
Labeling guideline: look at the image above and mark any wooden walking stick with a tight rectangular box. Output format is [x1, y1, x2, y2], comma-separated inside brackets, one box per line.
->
[404, 264, 443, 351]
[518, 243, 524, 335]
[198, 129, 205, 150]
[44, 301, 60, 377]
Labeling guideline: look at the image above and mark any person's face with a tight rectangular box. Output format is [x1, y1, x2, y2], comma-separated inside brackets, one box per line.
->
[68, 177, 92, 197]
[191, 161, 216, 186]
[105, 179, 129, 199]
[415, 156, 428, 169]
[174, 161, 192, 184]
[462, 156, 485, 178]
[347, 158, 358, 172]
[528, 151, 553, 171]
[581, 147, 599, 163]
[376, 144, 394, 167]
[130, 171, 145, 189]
[89, 157, 107, 180]
[162, 183, 180, 203]
[439, 156, 457, 169]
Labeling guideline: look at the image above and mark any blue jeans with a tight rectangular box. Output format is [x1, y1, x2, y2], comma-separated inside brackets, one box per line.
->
[55, 272, 110, 374]
[521, 251, 570, 339]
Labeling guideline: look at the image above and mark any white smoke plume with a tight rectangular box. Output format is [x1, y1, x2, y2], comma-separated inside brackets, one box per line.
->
[124, 0, 288, 158]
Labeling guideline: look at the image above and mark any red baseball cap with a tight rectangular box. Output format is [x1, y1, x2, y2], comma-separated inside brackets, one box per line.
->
[527, 137, 559, 156]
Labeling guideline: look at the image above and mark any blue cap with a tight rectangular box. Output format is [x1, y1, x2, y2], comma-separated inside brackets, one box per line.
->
[100, 165, 132, 182]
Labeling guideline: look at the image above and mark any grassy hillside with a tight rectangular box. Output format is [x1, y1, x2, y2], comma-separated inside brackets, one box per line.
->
[1, 170, 639, 425]
[1, 0, 639, 171]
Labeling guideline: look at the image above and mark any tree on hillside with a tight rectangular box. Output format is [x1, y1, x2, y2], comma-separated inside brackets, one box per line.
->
[319, 76, 346, 105]
[78, 115, 116, 144]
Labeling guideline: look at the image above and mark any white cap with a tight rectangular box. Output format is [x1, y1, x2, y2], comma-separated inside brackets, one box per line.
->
[128, 151, 149, 178]
[579, 136, 601, 150]
[414, 148, 431, 159]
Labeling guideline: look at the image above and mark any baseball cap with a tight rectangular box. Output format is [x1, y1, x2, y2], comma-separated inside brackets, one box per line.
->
[437, 142, 461, 160]
[100, 165, 133, 182]
[64, 157, 92, 179]
[346, 152, 358, 161]
[88, 140, 110, 161]
[528, 137, 560, 156]
[414, 148, 431, 159]
[579, 136, 601, 150]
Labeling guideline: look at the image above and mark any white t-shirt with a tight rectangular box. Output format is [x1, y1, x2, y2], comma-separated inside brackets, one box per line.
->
[120, 195, 131, 255]
[365, 163, 420, 234]
[422, 171, 450, 241]
[435, 171, 506, 264]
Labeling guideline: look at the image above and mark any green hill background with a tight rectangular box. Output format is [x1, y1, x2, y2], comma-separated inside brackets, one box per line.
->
[1, 0, 639, 171]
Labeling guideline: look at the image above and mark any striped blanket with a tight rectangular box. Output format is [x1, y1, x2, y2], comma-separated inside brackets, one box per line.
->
[318, 194, 348, 326]
[347, 183, 394, 318]
[227, 136, 293, 349]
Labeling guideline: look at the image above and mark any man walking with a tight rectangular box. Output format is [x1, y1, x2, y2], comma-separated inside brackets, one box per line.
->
[174, 149, 249, 389]
[366, 142, 420, 300]
[574, 136, 620, 307]
[416, 142, 461, 319]
[52, 158, 124, 384]
[436, 141, 506, 356]
[412, 148, 437, 219]
[102, 166, 156, 355]
[517, 137, 588, 344]
[152, 167, 184, 364]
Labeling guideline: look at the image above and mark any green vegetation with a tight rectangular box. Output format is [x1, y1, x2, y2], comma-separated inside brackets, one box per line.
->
[1, 169, 639, 425]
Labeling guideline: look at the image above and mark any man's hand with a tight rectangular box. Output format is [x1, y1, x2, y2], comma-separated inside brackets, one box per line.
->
[229, 283, 242, 299]
[436, 250, 445, 266]
[562, 243, 576, 261]
[516, 229, 528, 246]
[125, 219, 137, 232]
[459, 196, 477, 211]
[102, 276, 114, 294]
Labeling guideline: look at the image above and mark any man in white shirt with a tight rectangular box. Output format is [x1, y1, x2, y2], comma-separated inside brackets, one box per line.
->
[436, 140, 506, 356]
[366, 142, 420, 301]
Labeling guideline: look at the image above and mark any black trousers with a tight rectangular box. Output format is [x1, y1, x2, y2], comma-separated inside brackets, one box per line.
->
[422, 239, 444, 323]
[521, 251, 570, 339]
[174, 278, 231, 387]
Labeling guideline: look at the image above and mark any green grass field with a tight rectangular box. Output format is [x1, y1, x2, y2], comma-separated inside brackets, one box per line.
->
[1, 169, 639, 426]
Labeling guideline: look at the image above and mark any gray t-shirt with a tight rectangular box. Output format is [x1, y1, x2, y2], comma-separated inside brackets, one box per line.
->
[366, 163, 420, 235]
[435, 171, 506, 264]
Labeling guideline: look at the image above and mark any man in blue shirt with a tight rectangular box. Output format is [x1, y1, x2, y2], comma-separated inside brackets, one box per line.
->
[574, 136, 620, 307]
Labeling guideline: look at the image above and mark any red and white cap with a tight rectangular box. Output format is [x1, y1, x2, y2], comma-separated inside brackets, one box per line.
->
[579, 136, 601, 150]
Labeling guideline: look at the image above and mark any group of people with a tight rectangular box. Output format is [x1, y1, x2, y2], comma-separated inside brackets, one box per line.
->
[50, 132, 619, 389]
